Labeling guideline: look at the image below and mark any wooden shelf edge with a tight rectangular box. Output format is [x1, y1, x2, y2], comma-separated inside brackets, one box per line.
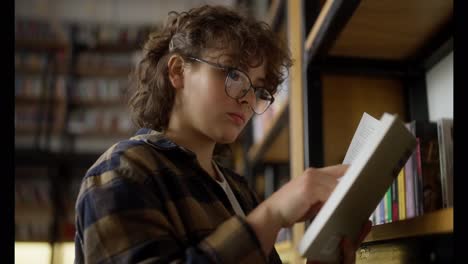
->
[247, 101, 289, 165]
[70, 99, 125, 107]
[75, 67, 132, 78]
[363, 207, 453, 243]
[304, 0, 361, 62]
[15, 39, 70, 52]
[265, 0, 284, 31]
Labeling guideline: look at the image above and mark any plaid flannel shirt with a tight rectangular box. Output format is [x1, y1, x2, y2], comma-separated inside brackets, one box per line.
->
[74, 128, 283, 264]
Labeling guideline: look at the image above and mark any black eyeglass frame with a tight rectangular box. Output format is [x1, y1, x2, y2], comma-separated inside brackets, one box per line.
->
[186, 56, 275, 114]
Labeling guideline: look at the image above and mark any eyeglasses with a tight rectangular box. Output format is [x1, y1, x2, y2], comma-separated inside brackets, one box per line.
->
[186, 56, 275, 114]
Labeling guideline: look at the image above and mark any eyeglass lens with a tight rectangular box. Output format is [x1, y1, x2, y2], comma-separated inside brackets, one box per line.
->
[225, 69, 272, 114]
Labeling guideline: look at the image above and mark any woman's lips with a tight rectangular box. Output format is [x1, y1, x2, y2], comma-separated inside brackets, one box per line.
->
[227, 113, 245, 125]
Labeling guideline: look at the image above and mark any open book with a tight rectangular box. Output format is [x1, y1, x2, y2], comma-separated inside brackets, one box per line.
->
[298, 112, 417, 263]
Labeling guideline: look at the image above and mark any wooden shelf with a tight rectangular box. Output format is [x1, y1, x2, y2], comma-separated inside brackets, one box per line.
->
[363, 207, 453, 243]
[75, 66, 131, 78]
[305, 0, 452, 62]
[15, 65, 45, 74]
[70, 99, 124, 107]
[69, 130, 133, 138]
[80, 42, 141, 53]
[15, 39, 69, 52]
[247, 101, 289, 165]
[329, 0, 452, 61]
[15, 96, 66, 104]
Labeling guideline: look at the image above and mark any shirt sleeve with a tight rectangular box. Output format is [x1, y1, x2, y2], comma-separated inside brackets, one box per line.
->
[74, 160, 269, 264]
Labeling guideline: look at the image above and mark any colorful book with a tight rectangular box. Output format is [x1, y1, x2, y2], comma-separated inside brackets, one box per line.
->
[404, 122, 416, 218]
[378, 197, 385, 225]
[397, 168, 406, 220]
[298, 113, 416, 262]
[385, 187, 392, 223]
[437, 118, 453, 208]
[391, 178, 399, 222]
[413, 121, 442, 214]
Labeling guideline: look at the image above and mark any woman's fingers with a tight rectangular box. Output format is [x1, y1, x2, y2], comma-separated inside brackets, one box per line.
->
[317, 164, 350, 178]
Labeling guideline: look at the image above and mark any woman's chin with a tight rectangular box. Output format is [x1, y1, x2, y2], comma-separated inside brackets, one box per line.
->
[214, 130, 239, 144]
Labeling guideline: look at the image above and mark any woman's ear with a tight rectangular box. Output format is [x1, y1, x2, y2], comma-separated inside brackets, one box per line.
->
[167, 55, 185, 89]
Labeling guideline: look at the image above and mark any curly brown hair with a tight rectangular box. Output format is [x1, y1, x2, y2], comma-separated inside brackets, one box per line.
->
[127, 4, 293, 132]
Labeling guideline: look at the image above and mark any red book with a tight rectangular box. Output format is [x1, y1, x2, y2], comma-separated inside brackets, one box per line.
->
[391, 179, 399, 221]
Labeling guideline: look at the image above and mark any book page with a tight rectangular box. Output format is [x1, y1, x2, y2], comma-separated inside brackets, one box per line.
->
[342, 113, 381, 165]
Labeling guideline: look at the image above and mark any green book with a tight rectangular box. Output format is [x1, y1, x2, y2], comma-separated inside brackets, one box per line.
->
[385, 187, 392, 223]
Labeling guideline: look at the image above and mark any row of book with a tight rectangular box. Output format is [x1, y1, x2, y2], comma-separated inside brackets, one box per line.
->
[15, 19, 69, 43]
[76, 51, 137, 73]
[15, 167, 54, 241]
[15, 105, 64, 131]
[15, 216, 53, 242]
[15, 76, 43, 98]
[71, 78, 127, 102]
[75, 23, 154, 47]
[15, 167, 52, 207]
[15, 75, 67, 100]
[370, 118, 453, 225]
[67, 109, 133, 135]
[15, 52, 48, 71]
[15, 166, 84, 242]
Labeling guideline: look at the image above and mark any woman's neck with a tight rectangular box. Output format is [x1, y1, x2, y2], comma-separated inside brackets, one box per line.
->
[164, 126, 218, 180]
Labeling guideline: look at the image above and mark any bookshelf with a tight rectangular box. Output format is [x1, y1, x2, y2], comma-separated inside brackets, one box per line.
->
[253, 0, 454, 263]
[14, 19, 153, 246]
[364, 207, 453, 243]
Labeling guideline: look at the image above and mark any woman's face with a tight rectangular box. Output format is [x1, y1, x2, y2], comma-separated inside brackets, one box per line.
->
[180, 49, 266, 144]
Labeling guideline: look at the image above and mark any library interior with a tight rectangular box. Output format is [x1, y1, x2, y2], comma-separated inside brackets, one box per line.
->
[14, 0, 453, 263]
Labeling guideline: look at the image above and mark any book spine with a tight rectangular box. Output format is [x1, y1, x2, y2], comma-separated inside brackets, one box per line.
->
[437, 120, 448, 208]
[391, 180, 398, 222]
[404, 147, 415, 218]
[397, 168, 406, 220]
[378, 198, 385, 225]
[385, 187, 392, 223]
[414, 137, 422, 216]
[417, 122, 442, 213]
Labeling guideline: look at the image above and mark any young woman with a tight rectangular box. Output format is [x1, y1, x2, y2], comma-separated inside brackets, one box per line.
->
[74, 5, 371, 264]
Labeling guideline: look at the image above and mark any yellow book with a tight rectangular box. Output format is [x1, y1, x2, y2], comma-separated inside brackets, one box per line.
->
[397, 168, 406, 220]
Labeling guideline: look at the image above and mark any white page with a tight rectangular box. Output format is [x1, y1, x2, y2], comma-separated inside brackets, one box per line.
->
[342, 112, 381, 165]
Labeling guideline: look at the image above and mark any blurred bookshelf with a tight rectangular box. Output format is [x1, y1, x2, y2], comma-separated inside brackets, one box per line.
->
[14, 17, 156, 263]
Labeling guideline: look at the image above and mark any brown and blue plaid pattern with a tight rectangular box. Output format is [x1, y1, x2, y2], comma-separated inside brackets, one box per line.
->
[74, 128, 282, 264]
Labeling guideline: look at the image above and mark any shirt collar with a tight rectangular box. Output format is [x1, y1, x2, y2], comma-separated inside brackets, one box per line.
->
[133, 128, 197, 158]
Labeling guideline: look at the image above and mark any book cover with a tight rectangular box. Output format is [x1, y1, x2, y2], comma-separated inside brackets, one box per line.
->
[397, 168, 406, 220]
[414, 121, 442, 213]
[378, 197, 385, 225]
[298, 113, 416, 262]
[385, 186, 392, 223]
[391, 178, 399, 222]
[403, 122, 416, 218]
[414, 137, 423, 216]
[437, 118, 453, 208]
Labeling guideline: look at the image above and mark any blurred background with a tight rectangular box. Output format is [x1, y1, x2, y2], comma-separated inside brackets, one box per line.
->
[16, 0, 453, 263]
[15, 0, 285, 263]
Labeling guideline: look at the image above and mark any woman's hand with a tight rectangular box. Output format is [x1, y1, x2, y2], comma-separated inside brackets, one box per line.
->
[307, 220, 373, 264]
[246, 164, 349, 255]
[264, 164, 349, 227]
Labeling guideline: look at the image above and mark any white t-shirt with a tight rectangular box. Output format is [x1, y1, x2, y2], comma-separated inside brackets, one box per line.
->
[212, 161, 246, 217]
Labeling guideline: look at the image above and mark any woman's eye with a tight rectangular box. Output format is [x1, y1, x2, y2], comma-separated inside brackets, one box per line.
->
[228, 71, 240, 81]
[258, 89, 271, 100]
